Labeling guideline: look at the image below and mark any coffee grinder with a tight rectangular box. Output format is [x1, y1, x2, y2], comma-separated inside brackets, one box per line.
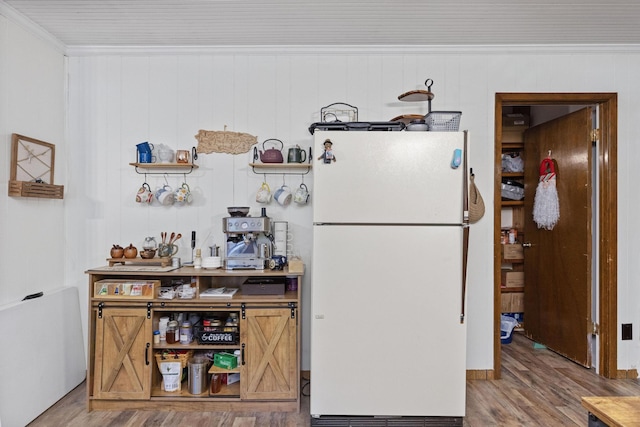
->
[223, 207, 272, 270]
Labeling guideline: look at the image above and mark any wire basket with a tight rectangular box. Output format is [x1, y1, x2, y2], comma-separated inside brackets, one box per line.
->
[425, 111, 462, 131]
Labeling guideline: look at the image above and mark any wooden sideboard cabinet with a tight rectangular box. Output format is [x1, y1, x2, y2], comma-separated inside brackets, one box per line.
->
[85, 266, 302, 412]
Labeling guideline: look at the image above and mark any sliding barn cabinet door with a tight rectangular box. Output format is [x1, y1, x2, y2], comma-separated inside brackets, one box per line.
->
[240, 307, 298, 400]
[93, 307, 152, 399]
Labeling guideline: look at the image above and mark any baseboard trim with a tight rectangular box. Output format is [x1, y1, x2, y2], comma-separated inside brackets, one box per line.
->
[617, 369, 639, 379]
[466, 370, 495, 380]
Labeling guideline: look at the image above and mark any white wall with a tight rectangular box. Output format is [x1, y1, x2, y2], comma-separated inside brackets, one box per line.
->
[0, 16, 66, 306]
[67, 46, 640, 372]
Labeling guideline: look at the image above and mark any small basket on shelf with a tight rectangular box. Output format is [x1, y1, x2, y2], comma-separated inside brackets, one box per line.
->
[154, 349, 194, 371]
[425, 111, 462, 131]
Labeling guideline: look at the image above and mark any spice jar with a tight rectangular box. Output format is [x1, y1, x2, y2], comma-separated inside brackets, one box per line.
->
[166, 320, 179, 344]
[180, 321, 192, 344]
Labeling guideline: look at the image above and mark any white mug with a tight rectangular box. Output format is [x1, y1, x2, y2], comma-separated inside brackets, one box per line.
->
[155, 184, 174, 205]
[274, 185, 292, 206]
[293, 183, 310, 204]
[136, 182, 153, 204]
[256, 182, 272, 204]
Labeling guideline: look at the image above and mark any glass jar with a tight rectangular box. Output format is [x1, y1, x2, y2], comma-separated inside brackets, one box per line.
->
[166, 320, 179, 344]
[180, 321, 192, 344]
[143, 236, 157, 251]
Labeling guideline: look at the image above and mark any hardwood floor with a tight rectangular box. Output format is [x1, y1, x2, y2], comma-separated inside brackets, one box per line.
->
[28, 333, 640, 426]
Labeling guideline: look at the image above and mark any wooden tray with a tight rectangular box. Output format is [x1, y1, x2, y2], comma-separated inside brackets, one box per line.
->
[108, 257, 172, 267]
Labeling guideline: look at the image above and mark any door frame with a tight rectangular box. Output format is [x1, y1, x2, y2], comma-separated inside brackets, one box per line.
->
[494, 92, 618, 379]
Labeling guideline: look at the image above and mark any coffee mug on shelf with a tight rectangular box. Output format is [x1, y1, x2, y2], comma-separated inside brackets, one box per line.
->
[274, 185, 292, 206]
[155, 184, 175, 206]
[176, 150, 190, 164]
[174, 183, 192, 205]
[136, 182, 153, 204]
[256, 182, 272, 204]
[293, 183, 310, 204]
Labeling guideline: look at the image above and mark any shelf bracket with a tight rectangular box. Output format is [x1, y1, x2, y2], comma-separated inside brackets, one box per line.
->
[133, 164, 197, 175]
[250, 164, 311, 176]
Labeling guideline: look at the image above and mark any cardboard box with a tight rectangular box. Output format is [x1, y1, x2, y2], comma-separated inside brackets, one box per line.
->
[502, 244, 524, 260]
[503, 114, 530, 127]
[501, 271, 525, 287]
[213, 352, 238, 370]
[501, 292, 524, 312]
[502, 125, 528, 143]
[287, 258, 304, 274]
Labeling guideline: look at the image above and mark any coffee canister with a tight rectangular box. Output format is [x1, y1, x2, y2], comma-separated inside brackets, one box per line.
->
[188, 357, 208, 395]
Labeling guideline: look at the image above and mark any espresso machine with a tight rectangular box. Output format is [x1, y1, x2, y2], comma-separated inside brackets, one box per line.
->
[223, 207, 272, 270]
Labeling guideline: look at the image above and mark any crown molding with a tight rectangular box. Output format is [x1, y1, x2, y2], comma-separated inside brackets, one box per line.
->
[65, 43, 640, 57]
[0, 2, 66, 54]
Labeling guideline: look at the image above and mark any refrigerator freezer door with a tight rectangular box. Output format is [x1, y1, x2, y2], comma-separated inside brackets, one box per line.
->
[313, 131, 466, 225]
[310, 224, 466, 417]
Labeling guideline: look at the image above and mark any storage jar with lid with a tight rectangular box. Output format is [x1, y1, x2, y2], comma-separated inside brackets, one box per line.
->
[166, 320, 179, 344]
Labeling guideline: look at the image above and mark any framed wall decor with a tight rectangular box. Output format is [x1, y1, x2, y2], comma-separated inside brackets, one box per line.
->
[8, 133, 64, 199]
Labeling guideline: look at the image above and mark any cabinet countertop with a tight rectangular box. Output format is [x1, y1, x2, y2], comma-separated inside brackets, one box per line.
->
[86, 265, 302, 277]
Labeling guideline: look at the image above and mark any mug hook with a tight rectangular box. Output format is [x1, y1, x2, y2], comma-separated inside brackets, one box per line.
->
[164, 173, 169, 186]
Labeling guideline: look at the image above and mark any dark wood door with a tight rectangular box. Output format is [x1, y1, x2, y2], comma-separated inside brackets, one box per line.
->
[523, 107, 593, 367]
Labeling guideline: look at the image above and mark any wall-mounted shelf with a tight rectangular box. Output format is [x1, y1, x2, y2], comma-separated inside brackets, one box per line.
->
[130, 162, 198, 175]
[249, 163, 312, 175]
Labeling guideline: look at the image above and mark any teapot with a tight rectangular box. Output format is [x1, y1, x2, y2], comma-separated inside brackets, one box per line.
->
[287, 145, 307, 163]
[259, 139, 284, 163]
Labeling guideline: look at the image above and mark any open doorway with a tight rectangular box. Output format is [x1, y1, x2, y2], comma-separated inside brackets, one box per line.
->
[493, 93, 618, 379]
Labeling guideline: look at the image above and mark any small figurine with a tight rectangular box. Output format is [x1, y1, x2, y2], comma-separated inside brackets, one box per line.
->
[318, 139, 336, 163]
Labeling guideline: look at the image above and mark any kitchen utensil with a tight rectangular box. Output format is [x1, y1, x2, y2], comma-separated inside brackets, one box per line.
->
[287, 145, 307, 163]
[406, 118, 429, 131]
[259, 139, 284, 163]
[110, 245, 124, 258]
[158, 243, 178, 258]
[176, 150, 190, 163]
[168, 232, 176, 245]
[398, 78, 435, 112]
[155, 185, 174, 205]
[136, 142, 155, 163]
[124, 244, 138, 259]
[227, 206, 250, 217]
[173, 233, 182, 244]
[135, 182, 153, 203]
[293, 183, 310, 204]
[161, 231, 167, 244]
[143, 236, 157, 251]
[274, 185, 292, 206]
[174, 183, 192, 205]
[256, 182, 272, 203]
[140, 249, 156, 259]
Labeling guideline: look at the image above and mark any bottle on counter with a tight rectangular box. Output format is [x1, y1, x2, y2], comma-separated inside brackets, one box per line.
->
[194, 248, 202, 269]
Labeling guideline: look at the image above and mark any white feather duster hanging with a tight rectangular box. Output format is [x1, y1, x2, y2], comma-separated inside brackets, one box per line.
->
[533, 156, 560, 230]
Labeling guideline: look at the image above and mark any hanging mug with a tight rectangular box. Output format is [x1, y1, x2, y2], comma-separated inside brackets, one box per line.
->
[293, 183, 310, 204]
[136, 182, 153, 204]
[274, 185, 292, 206]
[256, 182, 272, 204]
[155, 184, 175, 206]
[174, 183, 192, 205]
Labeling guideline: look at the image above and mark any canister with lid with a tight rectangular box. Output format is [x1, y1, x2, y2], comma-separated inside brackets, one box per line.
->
[166, 320, 179, 344]
[180, 321, 193, 344]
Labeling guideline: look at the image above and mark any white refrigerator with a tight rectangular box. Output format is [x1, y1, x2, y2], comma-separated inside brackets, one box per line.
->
[310, 131, 468, 424]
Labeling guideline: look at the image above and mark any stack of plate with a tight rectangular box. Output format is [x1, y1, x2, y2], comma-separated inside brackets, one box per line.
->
[202, 256, 222, 269]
